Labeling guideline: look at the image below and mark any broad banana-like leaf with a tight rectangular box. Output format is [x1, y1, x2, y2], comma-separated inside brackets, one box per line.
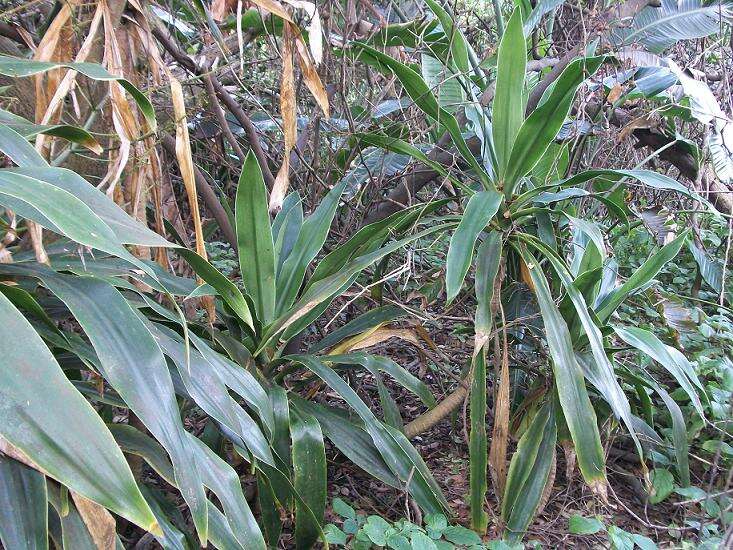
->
[0, 292, 158, 534]
[493, 8, 527, 179]
[353, 133, 466, 190]
[291, 412, 327, 550]
[517, 246, 607, 493]
[689, 239, 724, 293]
[236, 151, 276, 323]
[615, 0, 733, 53]
[446, 191, 503, 303]
[504, 56, 604, 190]
[340, 147, 411, 198]
[0, 455, 48, 550]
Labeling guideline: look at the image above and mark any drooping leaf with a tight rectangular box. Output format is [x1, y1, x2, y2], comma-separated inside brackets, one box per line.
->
[517, 246, 607, 494]
[502, 402, 557, 542]
[0, 292, 159, 534]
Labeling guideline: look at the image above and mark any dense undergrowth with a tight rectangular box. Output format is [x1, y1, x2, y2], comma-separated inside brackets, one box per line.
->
[0, 0, 732, 549]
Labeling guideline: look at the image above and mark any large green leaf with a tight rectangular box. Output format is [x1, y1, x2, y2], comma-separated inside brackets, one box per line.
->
[291, 398, 400, 488]
[446, 191, 503, 303]
[504, 56, 604, 190]
[470, 231, 502, 533]
[502, 403, 557, 542]
[258, 223, 454, 353]
[517, 246, 607, 492]
[520, 235, 642, 461]
[0, 455, 47, 550]
[272, 192, 303, 275]
[493, 8, 527, 180]
[474, 232, 502, 347]
[292, 412, 327, 550]
[35, 273, 208, 543]
[236, 151, 276, 323]
[290, 356, 449, 514]
[148, 323, 275, 466]
[5, 167, 171, 247]
[0, 292, 158, 533]
[469, 349, 489, 533]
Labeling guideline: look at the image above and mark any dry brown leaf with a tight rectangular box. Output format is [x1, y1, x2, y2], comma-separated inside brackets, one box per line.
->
[607, 83, 623, 104]
[35, 2, 104, 155]
[519, 257, 535, 291]
[281, 0, 322, 64]
[248, 0, 296, 23]
[293, 32, 329, 117]
[71, 493, 116, 550]
[488, 328, 510, 499]
[212, 0, 238, 21]
[166, 69, 216, 322]
[618, 114, 654, 141]
[329, 326, 423, 354]
[270, 22, 297, 213]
